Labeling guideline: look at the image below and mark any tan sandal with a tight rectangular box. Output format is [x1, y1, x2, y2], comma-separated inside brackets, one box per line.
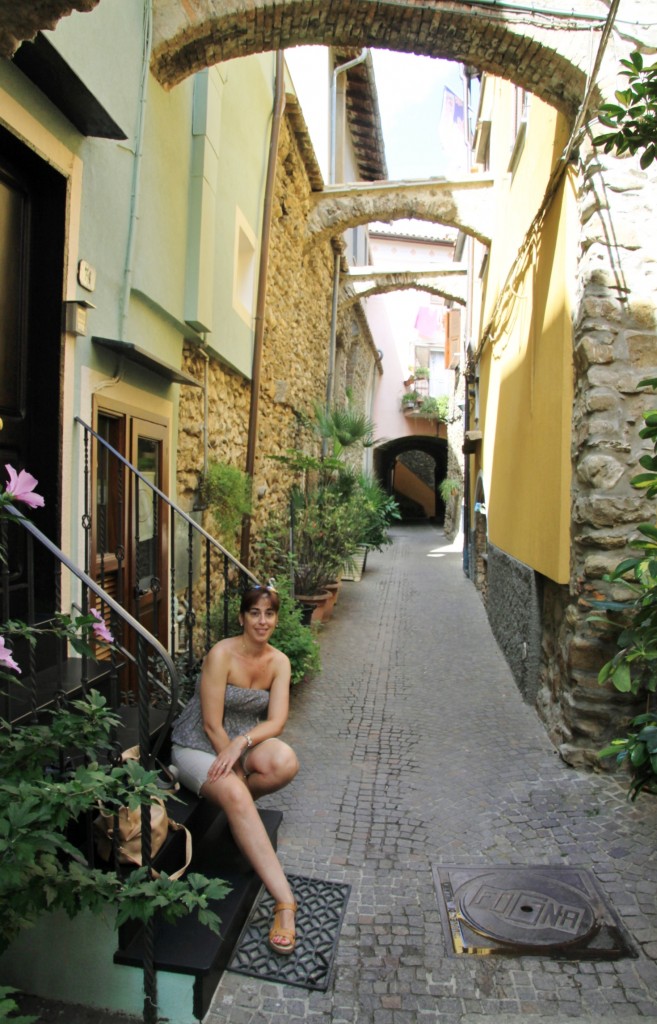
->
[268, 900, 297, 955]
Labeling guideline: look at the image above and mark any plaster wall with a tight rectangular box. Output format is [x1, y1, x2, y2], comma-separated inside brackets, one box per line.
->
[475, 84, 574, 584]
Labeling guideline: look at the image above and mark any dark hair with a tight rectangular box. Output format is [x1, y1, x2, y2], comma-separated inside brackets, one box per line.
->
[240, 585, 280, 615]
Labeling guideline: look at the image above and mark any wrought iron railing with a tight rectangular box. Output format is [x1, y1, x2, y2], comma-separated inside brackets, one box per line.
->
[75, 416, 259, 699]
[0, 502, 181, 1024]
[0, 503, 179, 757]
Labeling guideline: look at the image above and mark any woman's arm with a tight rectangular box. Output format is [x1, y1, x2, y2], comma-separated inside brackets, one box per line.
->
[200, 642, 231, 750]
[200, 643, 244, 780]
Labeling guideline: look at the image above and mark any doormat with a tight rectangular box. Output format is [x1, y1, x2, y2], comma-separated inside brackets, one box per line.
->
[433, 864, 637, 960]
[228, 875, 351, 991]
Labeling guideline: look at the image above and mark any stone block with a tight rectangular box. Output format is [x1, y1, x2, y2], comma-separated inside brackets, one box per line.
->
[576, 453, 624, 489]
[626, 331, 657, 369]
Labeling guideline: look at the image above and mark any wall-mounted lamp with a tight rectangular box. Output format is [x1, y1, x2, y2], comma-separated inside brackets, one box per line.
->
[64, 299, 95, 337]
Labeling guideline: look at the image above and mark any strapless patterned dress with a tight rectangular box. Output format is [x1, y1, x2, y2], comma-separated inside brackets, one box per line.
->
[171, 680, 270, 754]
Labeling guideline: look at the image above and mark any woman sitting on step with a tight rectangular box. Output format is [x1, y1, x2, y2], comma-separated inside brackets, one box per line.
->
[171, 584, 299, 955]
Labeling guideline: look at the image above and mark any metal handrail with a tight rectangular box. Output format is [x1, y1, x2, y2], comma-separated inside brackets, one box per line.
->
[74, 416, 259, 583]
[6, 502, 180, 761]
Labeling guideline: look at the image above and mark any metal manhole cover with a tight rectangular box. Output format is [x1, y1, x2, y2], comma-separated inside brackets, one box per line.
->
[432, 865, 637, 960]
[456, 869, 598, 948]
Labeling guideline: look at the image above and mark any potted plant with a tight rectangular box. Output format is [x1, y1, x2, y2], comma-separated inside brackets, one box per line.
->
[418, 395, 449, 420]
[414, 366, 430, 380]
[401, 390, 421, 411]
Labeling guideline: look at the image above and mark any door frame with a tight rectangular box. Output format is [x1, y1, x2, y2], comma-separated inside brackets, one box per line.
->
[91, 395, 170, 653]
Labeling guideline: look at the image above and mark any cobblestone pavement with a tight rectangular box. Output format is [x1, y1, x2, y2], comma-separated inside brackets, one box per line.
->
[209, 524, 657, 1024]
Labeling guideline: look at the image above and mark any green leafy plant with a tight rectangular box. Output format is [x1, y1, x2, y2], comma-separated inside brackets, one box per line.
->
[0, 987, 36, 1024]
[268, 576, 321, 684]
[418, 395, 449, 420]
[312, 395, 375, 454]
[0, 467, 228, 961]
[264, 398, 389, 595]
[413, 366, 430, 380]
[0, 690, 228, 954]
[401, 390, 421, 408]
[594, 51, 657, 168]
[599, 712, 657, 801]
[439, 477, 461, 503]
[594, 377, 657, 795]
[201, 460, 252, 551]
[352, 474, 400, 550]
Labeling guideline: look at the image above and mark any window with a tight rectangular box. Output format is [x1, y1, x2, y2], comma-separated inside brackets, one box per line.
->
[233, 208, 257, 325]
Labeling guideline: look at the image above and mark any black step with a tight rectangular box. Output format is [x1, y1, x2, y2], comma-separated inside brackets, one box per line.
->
[114, 807, 283, 1020]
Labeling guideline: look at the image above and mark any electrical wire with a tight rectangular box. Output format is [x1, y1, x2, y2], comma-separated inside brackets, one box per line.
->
[433, 0, 653, 27]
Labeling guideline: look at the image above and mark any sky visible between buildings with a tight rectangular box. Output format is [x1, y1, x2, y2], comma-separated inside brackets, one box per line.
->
[370, 49, 474, 181]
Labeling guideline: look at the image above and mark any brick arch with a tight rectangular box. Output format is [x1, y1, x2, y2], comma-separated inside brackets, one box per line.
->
[151, 0, 595, 116]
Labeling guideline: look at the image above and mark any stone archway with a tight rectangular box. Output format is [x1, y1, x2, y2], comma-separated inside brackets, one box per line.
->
[150, 0, 598, 118]
[375, 435, 447, 522]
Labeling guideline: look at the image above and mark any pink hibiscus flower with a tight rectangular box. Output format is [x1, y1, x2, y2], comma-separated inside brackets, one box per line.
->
[90, 608, 114, 645]
[0, 636, 21, 674]
[4, 465, 45, 509]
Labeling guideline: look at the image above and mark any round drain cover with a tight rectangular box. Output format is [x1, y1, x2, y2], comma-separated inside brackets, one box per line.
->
[455, 869, 598, 949]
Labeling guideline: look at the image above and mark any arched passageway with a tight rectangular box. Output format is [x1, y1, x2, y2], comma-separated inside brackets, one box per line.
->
[375, 435, 448, 523]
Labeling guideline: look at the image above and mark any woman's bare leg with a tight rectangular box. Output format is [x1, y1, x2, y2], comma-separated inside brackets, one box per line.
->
[201, 771, 296, 944]
[243, 739, 299, 800]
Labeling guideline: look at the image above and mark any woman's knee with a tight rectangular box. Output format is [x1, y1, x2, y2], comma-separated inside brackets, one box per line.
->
[271, 745, 299, 781]
[201, 774, 252, 814]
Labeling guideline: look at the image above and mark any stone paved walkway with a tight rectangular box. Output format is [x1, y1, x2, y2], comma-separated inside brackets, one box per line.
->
[209, 523, 657, 1024]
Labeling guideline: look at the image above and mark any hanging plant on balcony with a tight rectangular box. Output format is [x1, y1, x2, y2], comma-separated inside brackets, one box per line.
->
[418, 395, 449, 421]
[401, 390, 421, 410]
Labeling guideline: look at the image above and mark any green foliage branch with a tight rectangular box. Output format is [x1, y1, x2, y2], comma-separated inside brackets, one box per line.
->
[594, 50, 657, 168]
[0, 689, 228, 954]
[201, 460, 252, 552]
[593, 377, 657, 797]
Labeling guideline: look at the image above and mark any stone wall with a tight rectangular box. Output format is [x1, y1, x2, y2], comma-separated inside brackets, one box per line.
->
[487, 545, 544, 705]
[536, 142, 657, 767]
[177, 110, 378, 567]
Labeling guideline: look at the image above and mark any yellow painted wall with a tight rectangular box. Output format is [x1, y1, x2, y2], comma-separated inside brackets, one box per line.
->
[474, 84, 575, 584]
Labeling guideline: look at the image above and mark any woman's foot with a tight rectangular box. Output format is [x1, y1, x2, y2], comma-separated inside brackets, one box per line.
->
[268, 901, 297, 955]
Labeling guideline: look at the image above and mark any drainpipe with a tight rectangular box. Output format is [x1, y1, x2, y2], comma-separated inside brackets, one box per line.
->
[240, 50, 285, 566]
[326, 244, 341, 415]
[461, 66, 474, 577]
[200, 341, 209, 478]
[119, 0, 152, 339]
[330, 49, 368, 186]
[326, 49, 369, 428]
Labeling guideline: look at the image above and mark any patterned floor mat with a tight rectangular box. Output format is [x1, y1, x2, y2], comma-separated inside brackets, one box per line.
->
[228, 874, 351, 991]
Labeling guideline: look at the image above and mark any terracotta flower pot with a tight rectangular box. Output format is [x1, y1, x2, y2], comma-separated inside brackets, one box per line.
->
[295, 590, 331, 625]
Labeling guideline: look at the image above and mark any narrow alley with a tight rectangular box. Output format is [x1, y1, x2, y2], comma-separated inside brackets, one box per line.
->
[210, 524, 657, 1023]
